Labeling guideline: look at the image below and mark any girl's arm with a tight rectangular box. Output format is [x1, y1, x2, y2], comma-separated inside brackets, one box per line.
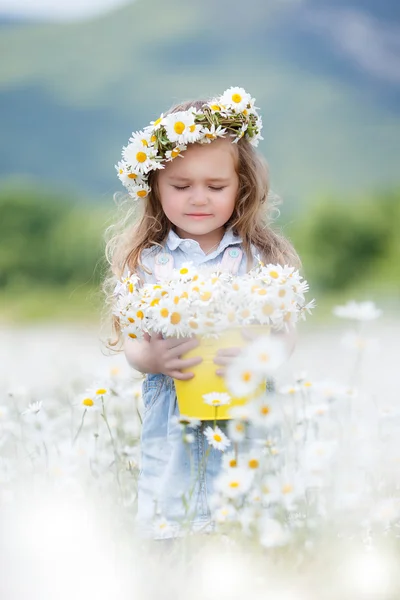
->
[124, 334, 203, 380]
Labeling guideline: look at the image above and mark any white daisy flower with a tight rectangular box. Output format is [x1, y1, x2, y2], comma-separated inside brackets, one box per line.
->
[247, 395, 282, 429]
[165, 144, 187, 161]
[163, 110, 199, 145]
[128, 183, 151, 201]
[245, 335, 289, 376]
[200, 124, 227, 143]
[88, 386, 109, 399]
[333, 300, 382, 321]
[278, 383, 300, 396]
[227, 419, 246, 443]
[122, 138, 160, 174]
[153, 516, 175, 539]
[340, 331, 379, 353]
[175, 415, 201, 429]
[146, 113, 165, 131]
[115, 160, 145, 188]
[228, 405, 251, 421]
[215, 467, 253, 499]
[222, 451, 238, 470]
[76, 394, 99, 412]
[21, 400, 43, 416]
[219, 86, 252, 113]
[214, 503, 237, 523]
[202, 392, 232, 407]
[232, 122, 247, 144]
[203, 425, 231, 452]
[225, 355, 263, 398]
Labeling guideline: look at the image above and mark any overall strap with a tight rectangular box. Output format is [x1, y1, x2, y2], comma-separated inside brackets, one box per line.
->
[219, 246, 243, 275]
[154, 252, 174, 281]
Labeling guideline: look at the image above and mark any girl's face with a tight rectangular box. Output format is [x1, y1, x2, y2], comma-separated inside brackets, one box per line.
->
[157, 138, 239, 251]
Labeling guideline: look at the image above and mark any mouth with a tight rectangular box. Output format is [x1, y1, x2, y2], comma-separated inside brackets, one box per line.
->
[186, 213, 213, 217]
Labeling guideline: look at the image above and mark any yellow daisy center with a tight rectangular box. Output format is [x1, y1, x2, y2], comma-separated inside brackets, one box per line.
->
[213, 434, 222, 443]
[262, 304, 274, 316]
[278, 289, 286, 297]
[171, 148, 181, 158]
[153, 117, 162, 126]
[261, 405, 270, 416]
[210, 104, 220, 111]
[170, 312, 181, 325]
[259, 353, 269, 362]
[232, 93, 242, 103]
[189, 321, 198, 329]
[282, 484, 293, 494]
[136, 151, 147, 163]
[150, 298, 159, 306]
[137, 190, 147, 198]
[189, 124, 196, 132]
[229, 459, 237, 468]
[258, 289, 267, 296]
[269, 270, 279, 279]
[96, 388, 107, 395]
[141, 139, 148, 147]
[128, 283, 134, 293]
[205, 133, 215, 139]
[241, 309, 250, 318]
[180, 268, 188, 274]
[160, 308, 169, 317]
[174, 121, 186, 134]
[235, 423, 245, 432]
[248, 459, 259, 469]
[151, 135, 157, 143]
[136, 310, 144, 319]
[229, 481, 240, 488]
[128, 333, 137, 339]
[82, 398, 94, 407]
[128, 317, 135, 323]
[127, 172, 137, 179]
[201, 291, 212, 301]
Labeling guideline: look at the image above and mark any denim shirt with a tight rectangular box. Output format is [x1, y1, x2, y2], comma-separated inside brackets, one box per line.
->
[136, 229, 258, 538]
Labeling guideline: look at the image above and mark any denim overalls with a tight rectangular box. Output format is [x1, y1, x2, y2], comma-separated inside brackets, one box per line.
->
[136, 229, 257, 538]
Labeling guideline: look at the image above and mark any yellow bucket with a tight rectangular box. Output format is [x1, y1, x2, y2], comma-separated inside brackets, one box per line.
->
[174, 326, 268, 421]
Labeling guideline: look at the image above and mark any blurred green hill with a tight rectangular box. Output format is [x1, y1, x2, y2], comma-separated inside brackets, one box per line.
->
[1, 0, 399, 207]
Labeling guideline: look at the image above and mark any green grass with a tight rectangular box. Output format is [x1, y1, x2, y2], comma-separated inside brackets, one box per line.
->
[0, 284, 103, 324]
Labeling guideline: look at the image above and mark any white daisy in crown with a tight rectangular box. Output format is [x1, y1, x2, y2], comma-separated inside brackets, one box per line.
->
[219, 86, 252, 113]
[163, 110, 199, 145]
[122, 139, 160, 174]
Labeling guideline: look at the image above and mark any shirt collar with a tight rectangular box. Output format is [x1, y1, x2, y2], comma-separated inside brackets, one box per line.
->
[166, 228, 242, 254]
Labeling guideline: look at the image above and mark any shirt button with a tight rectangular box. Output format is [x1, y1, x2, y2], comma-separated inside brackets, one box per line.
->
[229, 248, 240, 258]
[157, 254, 169, 264]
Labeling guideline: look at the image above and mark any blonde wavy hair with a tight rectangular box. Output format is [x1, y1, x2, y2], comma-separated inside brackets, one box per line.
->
[103, 98, 301, 349]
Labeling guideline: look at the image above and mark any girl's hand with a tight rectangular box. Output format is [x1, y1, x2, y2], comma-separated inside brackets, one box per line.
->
[144, 333, 203, 380]
[213, 325, 297, 377]
[214, 346, 242, 377]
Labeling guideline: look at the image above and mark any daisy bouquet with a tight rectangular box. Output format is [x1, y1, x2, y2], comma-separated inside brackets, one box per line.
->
[113, 260, 315, 419]
[114, 260, 314, 341]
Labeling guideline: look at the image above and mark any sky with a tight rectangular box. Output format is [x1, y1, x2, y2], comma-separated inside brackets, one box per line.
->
[0, 0, 131, 21]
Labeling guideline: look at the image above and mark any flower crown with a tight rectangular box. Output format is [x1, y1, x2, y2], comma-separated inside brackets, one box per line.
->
[115, 86, 263, 200]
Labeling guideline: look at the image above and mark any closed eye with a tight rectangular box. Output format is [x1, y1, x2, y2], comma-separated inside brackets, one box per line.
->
[172, 185, 225, 191]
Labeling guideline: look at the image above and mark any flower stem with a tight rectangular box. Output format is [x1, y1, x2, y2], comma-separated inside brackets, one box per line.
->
[73, 409, 87, 445]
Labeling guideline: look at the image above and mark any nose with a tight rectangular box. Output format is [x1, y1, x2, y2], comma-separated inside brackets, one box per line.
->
[189, 186, 208, 205]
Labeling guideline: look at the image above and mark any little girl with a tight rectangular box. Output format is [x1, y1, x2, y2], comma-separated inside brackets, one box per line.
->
[106, 86, 301, 538]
